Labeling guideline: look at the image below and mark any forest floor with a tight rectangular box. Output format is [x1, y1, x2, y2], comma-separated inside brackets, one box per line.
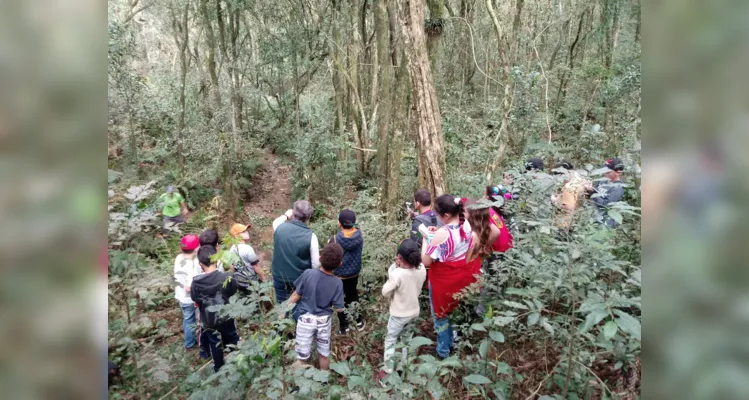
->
[241, 153, 292, 265]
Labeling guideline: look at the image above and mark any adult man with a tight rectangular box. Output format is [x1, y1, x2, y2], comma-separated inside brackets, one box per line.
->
[159, 185, 188, 234]
[190, 245, 239, 372]
[409, 189, 443, 246]
[587, 157, 626, 228]
[271, 200, 320, 320]
[229, 223, 266, 284]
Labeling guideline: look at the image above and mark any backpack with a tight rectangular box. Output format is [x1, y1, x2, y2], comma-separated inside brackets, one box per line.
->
[230, 246, 257, 294]
[201, 282, 230, 329]
[411, 213, 443, 247]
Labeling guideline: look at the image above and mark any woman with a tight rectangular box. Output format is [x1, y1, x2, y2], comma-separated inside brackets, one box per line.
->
[421, 195, 482, 359]
[159, 185, 188, 234]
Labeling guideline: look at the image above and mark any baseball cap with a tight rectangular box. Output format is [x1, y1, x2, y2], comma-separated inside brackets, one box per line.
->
[180, 234, 200, 251]
[554, 160, 574, 170]
[525, 157, 544, 171]
[604, 157, 625, 172]
[167, 185, 175, 193]
[230, 223, 251, 237]
[338, 209, 356, 228]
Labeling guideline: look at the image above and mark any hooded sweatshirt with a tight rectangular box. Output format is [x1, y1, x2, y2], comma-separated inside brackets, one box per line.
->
[329, 228, 363, 279]
[190, 270, 237, 328]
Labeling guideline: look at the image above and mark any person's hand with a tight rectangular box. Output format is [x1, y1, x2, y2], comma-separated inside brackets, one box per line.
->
[408, 210, 416, 220]
[284, 209, 293, 219]
[427, 226, 438, 233]
[584, 181, 594, 192]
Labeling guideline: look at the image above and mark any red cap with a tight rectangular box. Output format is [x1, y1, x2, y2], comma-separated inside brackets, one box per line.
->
[180, 234, 200, 251]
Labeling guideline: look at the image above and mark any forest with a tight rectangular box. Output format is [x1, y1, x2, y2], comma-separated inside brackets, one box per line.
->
[107, 0, 641, 398]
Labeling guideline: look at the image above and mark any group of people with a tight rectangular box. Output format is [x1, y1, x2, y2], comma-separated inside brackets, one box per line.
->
[169, 155, 627, 380]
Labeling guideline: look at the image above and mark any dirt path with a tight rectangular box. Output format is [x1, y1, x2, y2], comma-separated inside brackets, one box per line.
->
[242, 154, 291, 265]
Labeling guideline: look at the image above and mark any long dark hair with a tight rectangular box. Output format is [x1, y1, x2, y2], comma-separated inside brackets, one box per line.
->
[465, 201, 493, 258]
[434, 194, 467, 241]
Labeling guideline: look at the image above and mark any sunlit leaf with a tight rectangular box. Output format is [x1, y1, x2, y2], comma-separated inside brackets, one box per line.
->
[489, 331, 505, 343]
[603, 320, 618, 340]
[479, 339, 490, 359]
[463, 374, 492, 385]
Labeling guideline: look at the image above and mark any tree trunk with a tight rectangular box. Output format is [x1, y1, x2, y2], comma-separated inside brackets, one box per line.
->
[331, 4, 347, 160]
[399, 0, 447, 196]
[460, 0, 476, 86]
[375, 0, 393, 210]
[387, 55, 410, 221]
[200, 0, 221, 109]
[171, 0, 189, 175]
[425, 0, 444, 72]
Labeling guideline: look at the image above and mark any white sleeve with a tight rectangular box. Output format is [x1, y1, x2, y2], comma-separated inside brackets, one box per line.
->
[272, 215, 288, 231]
[174, 258, 185, 287]
[185, 260, 198, 288]
[310, 233, 321, 268]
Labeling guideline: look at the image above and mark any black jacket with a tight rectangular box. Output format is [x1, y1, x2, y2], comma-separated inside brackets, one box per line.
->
[190, 270, 237, 328]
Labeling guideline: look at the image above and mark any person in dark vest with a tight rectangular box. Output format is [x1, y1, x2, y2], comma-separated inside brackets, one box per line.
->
[329, 209, 365, 334]
[271, 200, 320, 321]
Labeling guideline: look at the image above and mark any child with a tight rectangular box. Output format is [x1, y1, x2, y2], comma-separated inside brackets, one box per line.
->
[191, 245, 239, 372]
[174, 234, 201, 350]
[329, 209, 365, 334]
[380, 239, 427, 377]
[287, 243, 345, 370]
[229, 223, 266, 284]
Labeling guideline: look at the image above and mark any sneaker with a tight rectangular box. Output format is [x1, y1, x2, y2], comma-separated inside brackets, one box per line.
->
[355, 320, 366, 331]
[337, 327, 350, 335]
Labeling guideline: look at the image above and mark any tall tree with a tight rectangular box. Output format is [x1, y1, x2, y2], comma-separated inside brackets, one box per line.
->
[170, 0, 189, 175]
[425, 0, 445, 71]
[375, 0, 393, 210]
[386, 26, 410, 220]
[398, 0, 447, 196]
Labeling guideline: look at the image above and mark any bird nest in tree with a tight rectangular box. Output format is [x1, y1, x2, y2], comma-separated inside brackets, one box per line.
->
[424, 18, 444, 36]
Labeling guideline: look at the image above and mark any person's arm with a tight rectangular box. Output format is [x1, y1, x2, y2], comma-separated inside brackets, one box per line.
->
[421, 237, 435, 267]
[190, 282, 199, 303]
[288, 291, 301, 304]
[382, 270, 400, 297]
[184, 264, 195, 293]
[310, 234, 321, 268]
[272, 209, 294, 231]
[332, 283, 345, 313]
[225, 274, 238, 297]
[242, 246, 266, 282]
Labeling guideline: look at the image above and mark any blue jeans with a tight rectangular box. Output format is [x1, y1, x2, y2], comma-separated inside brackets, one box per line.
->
[180, 303, 197, 349]
[273, 276, 300, 321]
[428, 282, 453, 358]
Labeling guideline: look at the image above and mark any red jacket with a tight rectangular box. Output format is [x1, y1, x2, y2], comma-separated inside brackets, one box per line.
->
[428, 256, 482, 319]
[489, 208, 513, 252]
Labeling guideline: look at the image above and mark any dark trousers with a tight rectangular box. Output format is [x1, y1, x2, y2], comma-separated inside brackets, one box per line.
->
[204, 320, 240, 372]
[273, 276, 300, 321]
[337, 275, 362, 331]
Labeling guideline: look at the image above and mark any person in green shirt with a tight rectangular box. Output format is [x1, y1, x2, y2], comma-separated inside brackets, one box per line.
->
[159, 185, 188, 234]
